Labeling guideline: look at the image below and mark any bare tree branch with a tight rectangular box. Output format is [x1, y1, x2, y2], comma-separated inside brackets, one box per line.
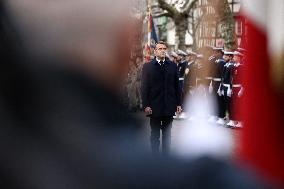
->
[183, 0, 198, 15]
[187, 29, 193, 36]
[153, 12, 171, 18]
[180, 0, 190, 10]
[194, 13, 205, 31]
[157, 0, 178, 17]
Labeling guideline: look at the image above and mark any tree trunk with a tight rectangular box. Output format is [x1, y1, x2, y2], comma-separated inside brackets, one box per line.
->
[219, 0, 236, 50]
[191, 21, 197, 51]
[174, 17, 188, 51]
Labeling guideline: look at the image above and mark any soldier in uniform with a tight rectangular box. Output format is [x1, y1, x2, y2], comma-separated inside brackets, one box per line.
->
[181, 51, 198, 120]
[195, 54, 205, 87]
[195, 46, 214, 99]
[208, 47, 225, 123]
[203, 46, 215, 97]
[183, 51, 198, 99]
[176, 50, 188, 114]
[168, 51, 179, 64]
[217, 51, 234, 125]
[176, 50, 188, 85]
[229, 51, 245, 128]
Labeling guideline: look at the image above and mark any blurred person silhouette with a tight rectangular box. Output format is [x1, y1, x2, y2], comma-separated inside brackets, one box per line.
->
[0, 1, 146, 188]
[0, 1, 270, 189]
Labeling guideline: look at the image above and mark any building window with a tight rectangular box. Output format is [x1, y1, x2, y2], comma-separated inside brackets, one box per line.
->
[229, 0, 240, 13]
[235, 19, 242, 35]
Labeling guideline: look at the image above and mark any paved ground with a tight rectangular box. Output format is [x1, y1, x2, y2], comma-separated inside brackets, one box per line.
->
[134, 112, 241, 158]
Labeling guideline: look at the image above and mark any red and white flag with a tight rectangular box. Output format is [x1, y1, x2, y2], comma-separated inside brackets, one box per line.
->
[240, 0, 284, 186]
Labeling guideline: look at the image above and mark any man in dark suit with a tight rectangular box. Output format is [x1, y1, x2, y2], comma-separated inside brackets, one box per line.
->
[0, 1, 268, 188]
[141, 41, 182, 155]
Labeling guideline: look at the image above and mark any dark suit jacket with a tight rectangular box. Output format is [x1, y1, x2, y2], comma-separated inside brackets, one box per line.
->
[141, 58, 181, 117]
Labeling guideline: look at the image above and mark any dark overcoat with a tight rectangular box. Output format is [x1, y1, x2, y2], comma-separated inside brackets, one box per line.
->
[141, 58, 181, 117]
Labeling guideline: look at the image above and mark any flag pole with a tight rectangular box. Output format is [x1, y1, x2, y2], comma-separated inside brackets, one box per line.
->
[147, 0, 152, 47]
[144, 0, 152, 62]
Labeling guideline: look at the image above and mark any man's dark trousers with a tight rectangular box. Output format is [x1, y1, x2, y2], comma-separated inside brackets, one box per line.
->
[150, 116, 173, 155]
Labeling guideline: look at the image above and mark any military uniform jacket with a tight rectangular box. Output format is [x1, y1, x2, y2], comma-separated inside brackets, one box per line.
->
[217, 59, 226, 78]
[222, 61, 234, 85]
[141, 58, 181, 117]
[178, 61, 187, 79]
[232, 63, 243, 85]
[184, 61, 197, 92]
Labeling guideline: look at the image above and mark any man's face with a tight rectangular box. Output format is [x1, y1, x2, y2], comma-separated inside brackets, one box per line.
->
[173, 57, 178, 64]
[223, 55, 231, 62]
[214, 50, 223, 58]
[186, 55, 191, 62]
[154, 44, 167, 59]
[233, 55, 241, 63]
[169, 56, 174, 62]
[176, 55, 182, 62]
[187, 55, 195, 62]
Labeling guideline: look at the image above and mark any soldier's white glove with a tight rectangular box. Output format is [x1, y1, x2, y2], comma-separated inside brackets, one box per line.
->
[185, 68, 189, 75]
[238, 87, 244, 97]
[217, 84, 222, 96]
[227, 88, 232, 97]
[217, 89, 222, 96]
[209, 81, 213, 94]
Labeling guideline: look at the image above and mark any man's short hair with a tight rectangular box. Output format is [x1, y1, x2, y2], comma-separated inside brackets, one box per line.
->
[155, 41, 167, 49]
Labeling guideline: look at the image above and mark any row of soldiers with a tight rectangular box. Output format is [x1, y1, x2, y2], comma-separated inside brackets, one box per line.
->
[125, 45, 245, 128]
[168, 46, 245, 128]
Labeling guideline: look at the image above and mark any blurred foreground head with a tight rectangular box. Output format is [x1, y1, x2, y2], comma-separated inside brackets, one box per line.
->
[0, 1, 148, 188]
[6, 0, 134, 90]
[0, 1, 270, 189]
